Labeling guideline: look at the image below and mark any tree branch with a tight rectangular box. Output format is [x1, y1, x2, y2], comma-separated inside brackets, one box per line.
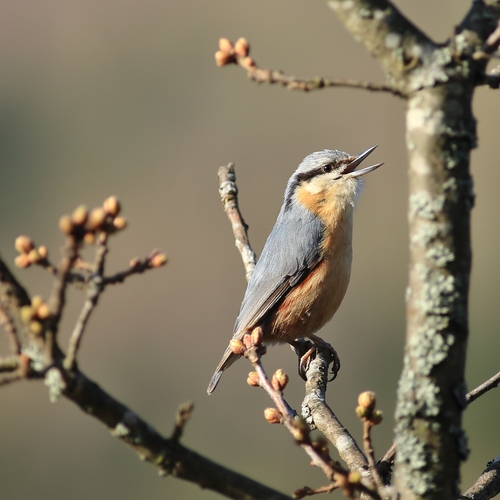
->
[459, 455, 500, 500]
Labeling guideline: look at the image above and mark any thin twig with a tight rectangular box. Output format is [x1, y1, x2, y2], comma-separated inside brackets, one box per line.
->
[466, 370, 500, 404]
[217, 163, 257, 282]
[63, 236, 108, 370]
[246, 338, 380, 500]
[302, 346, 369, 475]
[215, 38, 404, 97]
[0, 304, 21, 354]
[0, 355, 20, 373]
[171, 402, 194, 442]
[362, 420, 386, 492]
[378, 370, 500, 476]
[102, 251, 166, 286]
[459, 454, 500, 500]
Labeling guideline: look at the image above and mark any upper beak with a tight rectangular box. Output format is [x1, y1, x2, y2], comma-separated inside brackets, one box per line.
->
[342, 144, 383, 178]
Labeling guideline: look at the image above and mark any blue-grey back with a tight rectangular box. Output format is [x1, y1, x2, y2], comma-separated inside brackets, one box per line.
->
[233, 201, 324, 335]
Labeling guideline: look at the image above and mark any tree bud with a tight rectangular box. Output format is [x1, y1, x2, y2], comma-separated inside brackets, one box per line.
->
[87, 207, 107, 231]
[71, 205, 88, 226]
[234, 37, 249, 57]
[229, 339, 245, 355]
[14, 254, 31, 268]
[103, 196, 121, 216]
[264, 408, 282, 424]
[15, 235, 34, 254]
[247, 371, 260, 387]
[358, 391, 376, 412]
[59, 215, 73, 235]
[272, 369, 288, 392]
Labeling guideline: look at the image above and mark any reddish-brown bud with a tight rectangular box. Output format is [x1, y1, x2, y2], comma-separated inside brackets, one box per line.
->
[71, 205, 88, 226]
[251, 326, 263, 346]
[247, 371, 260, 387]
[242, 56, 256, 68]
[215, 50, 234, 67]
[15, 235, 34, 254]
[87, 207, 107, 231]
[14, 254, 31, 269]
[36, 302, 51, 320]
[229, 339, 246, 355]
[83, 232, 96, 245]
[59, 215, 73, 235]
[272, 368, 289, 392]
[358, 391, 376, 412]
[243, 333, 252, 349]
[103, 196, 121, 217]
[113, 216, 127, 230]
[264, 408, 282, 424]
[37, 245, 48, 259]
[150, 252, 168, 268]
[234, 37, 250, 57]
[218, 37, 233, 53]
[129, 258, 140, 268]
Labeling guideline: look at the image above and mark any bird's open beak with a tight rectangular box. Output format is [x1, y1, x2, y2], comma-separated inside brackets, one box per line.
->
[342, 144, 383, 178]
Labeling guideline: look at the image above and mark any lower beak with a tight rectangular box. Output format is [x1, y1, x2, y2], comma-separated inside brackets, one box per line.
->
[342, 144, 383, 178]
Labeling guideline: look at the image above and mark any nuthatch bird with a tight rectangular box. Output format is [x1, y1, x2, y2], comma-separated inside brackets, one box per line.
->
[207, 145, 382, 394]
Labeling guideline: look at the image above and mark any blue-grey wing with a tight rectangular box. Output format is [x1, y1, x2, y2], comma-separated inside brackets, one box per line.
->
[233, 206, 324, 336]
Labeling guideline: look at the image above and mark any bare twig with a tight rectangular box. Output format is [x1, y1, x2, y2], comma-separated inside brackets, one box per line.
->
[217, 163, 257, 282]
[102, 251, 167, 286]
[171, 402, 194, 442]
[0, 355, 20, 373]
[61, 367, 293, 500]
[459, 455, 500, 500]
[466, 370, 500, 404]
[215, 38, 403, 97]
[362, 419, 386, 492]
[243, 332, 380, 500]
[378, 370, 500, 477]
[0, 304, 21, 354]
[301, 346, 369, 474]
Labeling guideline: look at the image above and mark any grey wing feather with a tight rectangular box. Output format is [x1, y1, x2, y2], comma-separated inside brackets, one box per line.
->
[233, 206, 324, 336]
[207, 205, 324, 394]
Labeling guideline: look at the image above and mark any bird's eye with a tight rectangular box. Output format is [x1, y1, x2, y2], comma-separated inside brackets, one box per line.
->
[323, 164, 333, 173]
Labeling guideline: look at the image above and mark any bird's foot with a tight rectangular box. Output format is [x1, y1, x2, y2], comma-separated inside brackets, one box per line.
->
[289, 336, 340, 382]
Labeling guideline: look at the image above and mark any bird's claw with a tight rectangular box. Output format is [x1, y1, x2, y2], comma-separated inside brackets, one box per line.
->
[289, 337, 340, 382]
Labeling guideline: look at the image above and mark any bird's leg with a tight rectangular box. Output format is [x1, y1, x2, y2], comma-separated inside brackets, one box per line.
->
[289, 336, 341, 382]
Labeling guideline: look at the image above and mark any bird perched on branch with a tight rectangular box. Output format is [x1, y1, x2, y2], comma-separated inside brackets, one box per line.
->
[207, 145, 382, 394]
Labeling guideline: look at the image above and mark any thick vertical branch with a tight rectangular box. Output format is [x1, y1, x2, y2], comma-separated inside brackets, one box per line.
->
[394, 84, 475, 500]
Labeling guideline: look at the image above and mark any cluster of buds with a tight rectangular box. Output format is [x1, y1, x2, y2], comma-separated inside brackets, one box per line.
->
[14, 236, 48, 269]
[20, 295, 53, 336]
[215, 37, 254, 68]
[58, 196, 126, 243]
[355, 391, 383, 425]
[229, 326, 266, 360]
[128, 250, 168, 271]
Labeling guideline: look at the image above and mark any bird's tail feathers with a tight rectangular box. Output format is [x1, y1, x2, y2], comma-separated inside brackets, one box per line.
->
[207, 345, 240, 394]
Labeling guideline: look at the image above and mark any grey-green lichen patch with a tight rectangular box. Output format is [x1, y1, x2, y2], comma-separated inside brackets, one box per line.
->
[386, 32, 402, 49]
[410, 324, 454, 377]
[394, 425, 438, 495]
[410, 221, 450, 247]
[44, 367, 66, 403]
[113, 422, 131, 437]
[409, 192, 446, 220]
[414, 266, 459, 316]
[426, 243, 455, 267]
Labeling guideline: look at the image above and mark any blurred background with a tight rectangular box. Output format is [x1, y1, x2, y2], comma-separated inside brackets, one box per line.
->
[1, 1, 499, 498]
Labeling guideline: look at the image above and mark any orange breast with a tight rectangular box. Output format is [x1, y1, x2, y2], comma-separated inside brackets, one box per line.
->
[267, 193, 354, 343]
